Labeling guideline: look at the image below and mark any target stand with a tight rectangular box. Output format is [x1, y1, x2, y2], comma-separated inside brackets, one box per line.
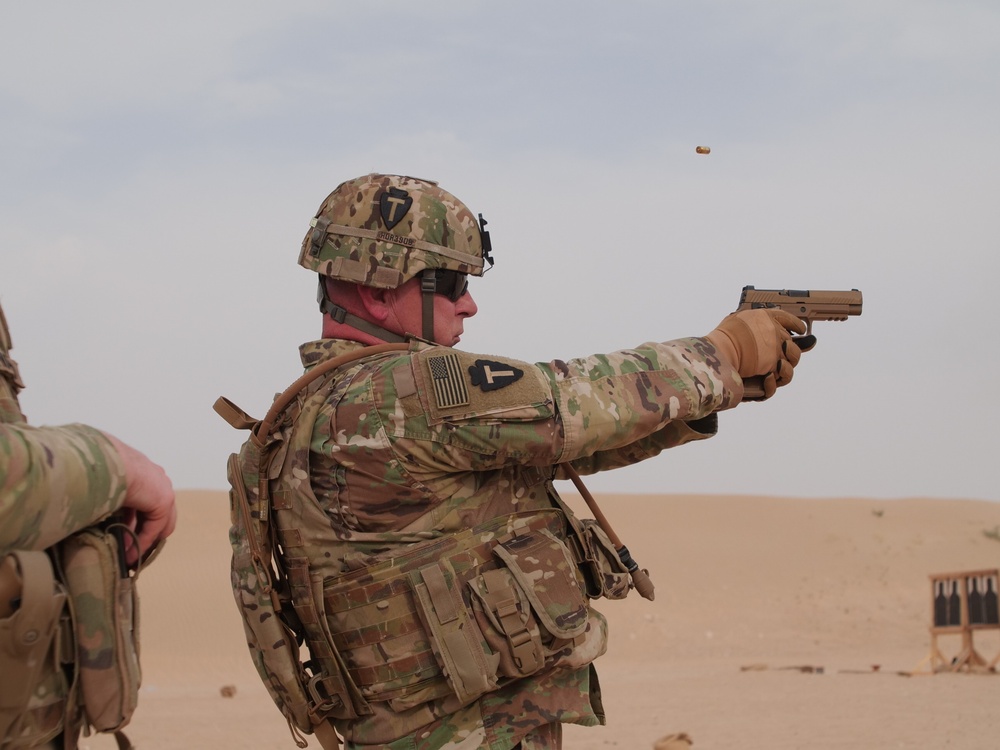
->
[926, 569, 1000, 673]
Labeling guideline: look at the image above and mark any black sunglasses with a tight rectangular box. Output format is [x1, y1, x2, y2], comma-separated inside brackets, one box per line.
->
[434, 269, 469, 302]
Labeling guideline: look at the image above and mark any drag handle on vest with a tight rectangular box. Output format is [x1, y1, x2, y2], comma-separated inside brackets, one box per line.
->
[563, 465, 656, 602]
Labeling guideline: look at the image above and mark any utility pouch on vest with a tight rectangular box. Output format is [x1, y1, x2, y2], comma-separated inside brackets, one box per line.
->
[0, 550, 69, 748]
[572, 519, 631, 601]
[545, 485, 633, 602]
[469, 526, 590, 681]
[60, 526, 141, 733]
[410, 561, 498, 706]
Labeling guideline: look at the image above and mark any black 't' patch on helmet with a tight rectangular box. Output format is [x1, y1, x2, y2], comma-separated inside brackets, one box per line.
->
[469, 360, 524, 391]
[379, 188, 412, 230]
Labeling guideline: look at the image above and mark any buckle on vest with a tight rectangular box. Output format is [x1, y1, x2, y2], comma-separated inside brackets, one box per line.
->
[480, 569, 543, 674]
[306, 673, 344, 717]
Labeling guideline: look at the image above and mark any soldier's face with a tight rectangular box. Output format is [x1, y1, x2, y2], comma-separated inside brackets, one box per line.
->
[389, 277, 478, 346]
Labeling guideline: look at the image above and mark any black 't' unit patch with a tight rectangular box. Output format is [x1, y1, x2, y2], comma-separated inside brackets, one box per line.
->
[469, 359, 524, 391]
[379, 188, 412, 230]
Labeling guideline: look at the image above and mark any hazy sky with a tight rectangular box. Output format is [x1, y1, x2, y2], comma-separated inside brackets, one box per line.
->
[2, 1, 997, 501]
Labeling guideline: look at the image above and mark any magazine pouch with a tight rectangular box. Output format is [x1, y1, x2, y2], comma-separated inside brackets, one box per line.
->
[574, 519, 632, 601]
[545, 485, 632, 601]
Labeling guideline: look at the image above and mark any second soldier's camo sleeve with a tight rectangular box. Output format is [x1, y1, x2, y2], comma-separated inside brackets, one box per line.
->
[0, 423, 126, 554]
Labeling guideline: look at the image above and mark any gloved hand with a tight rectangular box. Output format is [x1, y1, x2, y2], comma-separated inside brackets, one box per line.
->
[705, 309, 816, 399]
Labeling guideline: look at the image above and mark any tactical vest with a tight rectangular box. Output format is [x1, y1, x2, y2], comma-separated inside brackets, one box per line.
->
[218, 344, 633, 748]
[0, 304, 144, 750]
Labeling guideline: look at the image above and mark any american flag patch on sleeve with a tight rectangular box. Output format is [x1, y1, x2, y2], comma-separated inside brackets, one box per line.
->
[428, 353, 469, 408]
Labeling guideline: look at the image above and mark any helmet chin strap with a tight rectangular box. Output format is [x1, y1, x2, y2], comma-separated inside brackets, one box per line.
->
[317, 275, 442, 345]
[420, 269, 437, 343]
[316, 279, 407, 344]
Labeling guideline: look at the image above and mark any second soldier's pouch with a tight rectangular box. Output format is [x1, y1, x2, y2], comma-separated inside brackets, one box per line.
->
[60, 525, 141, 733]
[0, 550, 69, 748]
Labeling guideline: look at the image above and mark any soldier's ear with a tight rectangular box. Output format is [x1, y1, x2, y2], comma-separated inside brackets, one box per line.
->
[356, 285, 393, 322]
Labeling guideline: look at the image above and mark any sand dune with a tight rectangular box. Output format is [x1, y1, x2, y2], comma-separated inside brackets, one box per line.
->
[80, 490, 1000, 749]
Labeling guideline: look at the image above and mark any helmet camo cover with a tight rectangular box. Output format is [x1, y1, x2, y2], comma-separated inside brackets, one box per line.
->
[299, 174, 489, 289]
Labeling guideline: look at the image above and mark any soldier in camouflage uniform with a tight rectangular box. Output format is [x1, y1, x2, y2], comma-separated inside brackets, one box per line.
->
[0, 301, 176, 748]
[225, 174, 809, 750]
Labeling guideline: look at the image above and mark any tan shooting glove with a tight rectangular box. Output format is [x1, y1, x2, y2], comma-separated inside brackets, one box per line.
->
[706, 309, 814, 400]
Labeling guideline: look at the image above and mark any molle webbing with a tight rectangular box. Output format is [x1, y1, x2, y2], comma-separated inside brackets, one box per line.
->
[320, 510, 569, 706]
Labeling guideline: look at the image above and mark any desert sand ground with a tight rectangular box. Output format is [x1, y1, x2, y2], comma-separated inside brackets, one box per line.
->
[80, 489, 1000, 750]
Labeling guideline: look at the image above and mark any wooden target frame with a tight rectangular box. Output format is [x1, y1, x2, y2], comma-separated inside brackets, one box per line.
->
[927, 569, 1000, 672]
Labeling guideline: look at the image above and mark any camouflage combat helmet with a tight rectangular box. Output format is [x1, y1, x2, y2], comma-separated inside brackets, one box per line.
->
[300, 174, 493, 343]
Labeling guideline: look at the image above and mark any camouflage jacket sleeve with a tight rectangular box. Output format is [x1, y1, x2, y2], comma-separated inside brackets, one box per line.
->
[541, 337, 742, 466]
[556, 414, 719, 478]
[388, 336, 742, 479]
[0, 423, 126, 554]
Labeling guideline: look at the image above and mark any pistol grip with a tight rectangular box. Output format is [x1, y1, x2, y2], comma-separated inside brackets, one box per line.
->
[742, 376, 767, 401]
